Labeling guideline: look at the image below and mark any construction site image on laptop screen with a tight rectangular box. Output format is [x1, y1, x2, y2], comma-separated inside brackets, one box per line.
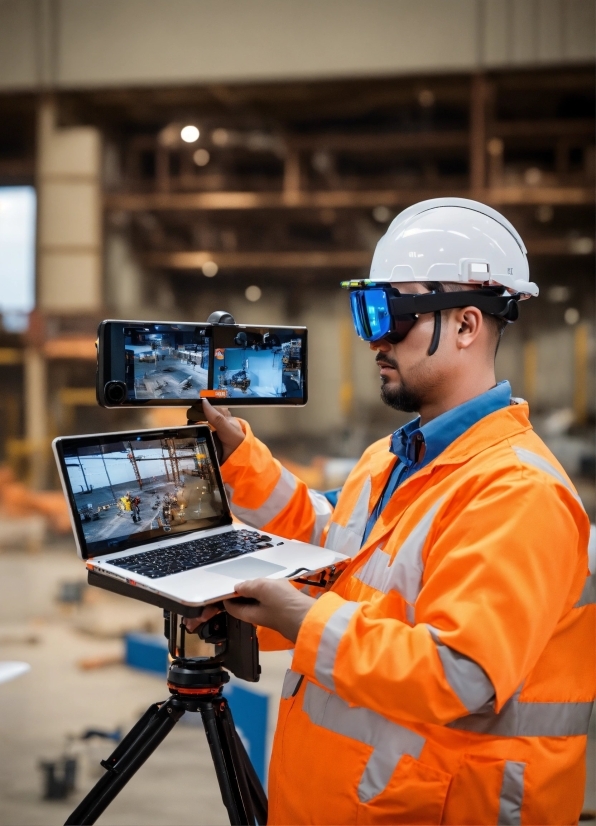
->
[204, 326, 305, 401]
[125, 324, 212, 401]
[62, 434, 225, 556]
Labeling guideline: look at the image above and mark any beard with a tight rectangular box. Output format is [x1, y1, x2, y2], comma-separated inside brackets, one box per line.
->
[377, 353, 423, 412]
[381, 380, 423, 412]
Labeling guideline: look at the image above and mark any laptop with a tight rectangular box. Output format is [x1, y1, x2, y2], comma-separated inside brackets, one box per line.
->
[53, 425, 347, 616]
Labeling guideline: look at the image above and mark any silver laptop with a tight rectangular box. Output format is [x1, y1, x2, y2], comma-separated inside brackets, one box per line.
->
[53, 425, 346, 614]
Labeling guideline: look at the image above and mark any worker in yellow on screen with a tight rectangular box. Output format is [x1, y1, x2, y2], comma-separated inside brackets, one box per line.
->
[186, 198, 594, 826]
[119, 492, 132, 512]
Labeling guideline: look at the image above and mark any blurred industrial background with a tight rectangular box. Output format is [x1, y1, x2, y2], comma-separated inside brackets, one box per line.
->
[0, 2, 594, 823]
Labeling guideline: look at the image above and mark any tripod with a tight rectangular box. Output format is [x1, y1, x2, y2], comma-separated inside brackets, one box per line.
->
[65, 612, 267, 826]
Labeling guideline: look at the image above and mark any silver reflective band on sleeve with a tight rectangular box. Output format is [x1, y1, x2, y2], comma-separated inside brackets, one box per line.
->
[324, 475, 371, 556]
[448, 689, 593, 737]
[575, 574, 596, 607]
[314, 601, 359, 692]
[426, 626, 495, 714]
[308, 490, 333, 545]
[281, 669, 303, 699]
[588, 525, 596, 573]
[303, 682, 425, 803]
[355, 498, 443, 603]
[498, 761, 525, 825]
[227, 466, 297, 528]
[512, 446, 582, 503]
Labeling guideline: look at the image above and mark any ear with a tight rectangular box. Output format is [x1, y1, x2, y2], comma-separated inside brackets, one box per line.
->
[453, 306, 483, 350]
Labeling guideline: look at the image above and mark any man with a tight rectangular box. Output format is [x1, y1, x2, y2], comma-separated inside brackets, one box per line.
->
[188, 199, 594, 825]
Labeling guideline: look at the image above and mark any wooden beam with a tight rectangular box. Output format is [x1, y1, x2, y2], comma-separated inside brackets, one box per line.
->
[144, 238, 593, 271]
[128, 131, 471, 154]
[470, 74, 488, 193]
[492, 119, 595, 138]
[106, 186, 595, 212]
[288, 132, 470, 152]
[144, 250, 372, 269]
[42, 337, 97, 360]
[0, 348, 23, 365]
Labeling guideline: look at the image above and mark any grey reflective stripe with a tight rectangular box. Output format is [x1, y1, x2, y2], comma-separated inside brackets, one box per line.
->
[449, 690, 593, 736]
[426, 625, 495, 714]
[281, 669, 303, 699]
[324, 475, 371, 555]
[588, 524, 596, 573]
[577, 525, 596, 605]
[575, 574, 596, 607]
[498, 761, 525, 825]
[354, 498, 444, 603]
[308, 489, 333, 545]
[314, 601, 359, 691]
[303, 681, 425, 803]
[512, 446, 581, 503]
[227, 466, 297, 528]
[405, 604, 415, 625]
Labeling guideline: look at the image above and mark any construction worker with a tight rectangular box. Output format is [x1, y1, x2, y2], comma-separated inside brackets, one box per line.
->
[187, 199, 594, 825]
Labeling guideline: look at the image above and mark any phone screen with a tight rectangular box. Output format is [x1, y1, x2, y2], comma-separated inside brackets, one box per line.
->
[203, 326, 305, 402]
[124, 324, 213, 402]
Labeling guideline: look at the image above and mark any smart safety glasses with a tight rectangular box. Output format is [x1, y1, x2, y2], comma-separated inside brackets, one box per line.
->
[347, 286, 419, 343]
[342, 280, 521, 346]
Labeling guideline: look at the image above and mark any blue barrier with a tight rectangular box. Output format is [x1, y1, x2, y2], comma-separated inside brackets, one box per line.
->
[224, 682, 269, 787]
[124, 633, 168, 675]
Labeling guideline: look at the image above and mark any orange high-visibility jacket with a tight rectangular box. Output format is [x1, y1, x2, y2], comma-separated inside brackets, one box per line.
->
[221, 402, 594, 825]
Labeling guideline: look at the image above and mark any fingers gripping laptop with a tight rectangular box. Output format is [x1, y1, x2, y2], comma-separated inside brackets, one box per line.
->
[53, 425, 347, 617]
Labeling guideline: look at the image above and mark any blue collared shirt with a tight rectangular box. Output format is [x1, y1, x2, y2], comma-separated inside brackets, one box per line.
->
[360, 380, 512, 545]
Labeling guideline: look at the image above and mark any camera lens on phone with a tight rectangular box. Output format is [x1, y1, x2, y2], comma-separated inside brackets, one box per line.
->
[104, 381, 127, 405]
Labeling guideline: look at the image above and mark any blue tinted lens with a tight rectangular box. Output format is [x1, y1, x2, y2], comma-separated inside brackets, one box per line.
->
[349, 289, 391, 341]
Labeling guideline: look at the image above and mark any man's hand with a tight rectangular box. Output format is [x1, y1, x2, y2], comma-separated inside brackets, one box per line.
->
[184, 603, 224, 634]
[224, 579, 316, 643]
[186, 398, 245, 463]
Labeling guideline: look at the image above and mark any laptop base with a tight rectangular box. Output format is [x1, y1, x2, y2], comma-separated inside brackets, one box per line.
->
[88, 570, 208, 617]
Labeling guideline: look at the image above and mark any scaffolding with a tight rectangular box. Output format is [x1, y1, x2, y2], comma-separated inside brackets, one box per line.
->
[126, 442, 143, 490]
[163, 438, 182, 485]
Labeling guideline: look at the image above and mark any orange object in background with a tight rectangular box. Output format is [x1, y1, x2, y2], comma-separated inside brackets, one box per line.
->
[0, 465, 71, 534]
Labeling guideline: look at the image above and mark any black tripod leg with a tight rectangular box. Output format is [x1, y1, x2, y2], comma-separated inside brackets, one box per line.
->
[200, 701, 248, 826]
[218, 703, 257, 826]
[227, 716, 268, 826]
[65, 698, 184, 826]
[219, 703, 268, 826]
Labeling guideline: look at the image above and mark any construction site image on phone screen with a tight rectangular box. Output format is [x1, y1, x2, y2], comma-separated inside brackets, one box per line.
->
[204, 326, 305, 401]
[125, 325, 212, 401]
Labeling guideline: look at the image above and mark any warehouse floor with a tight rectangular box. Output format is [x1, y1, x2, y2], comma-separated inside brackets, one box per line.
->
[0, 543, 289, 825]
[0, 542, 594, 825]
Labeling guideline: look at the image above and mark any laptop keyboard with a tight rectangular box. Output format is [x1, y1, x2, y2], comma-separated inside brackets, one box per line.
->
[109, 530, 274, 579]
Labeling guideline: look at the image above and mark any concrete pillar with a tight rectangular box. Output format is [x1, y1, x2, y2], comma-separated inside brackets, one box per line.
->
[29, 99, 102, 484]
[24, 347, 48, 488]
[36, 98, 102, 313]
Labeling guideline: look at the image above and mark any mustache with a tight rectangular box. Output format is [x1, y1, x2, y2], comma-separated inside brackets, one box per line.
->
[375, 352, 399, 370]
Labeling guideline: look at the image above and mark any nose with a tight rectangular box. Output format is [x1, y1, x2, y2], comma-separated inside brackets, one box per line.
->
[369, 339, 391, 353]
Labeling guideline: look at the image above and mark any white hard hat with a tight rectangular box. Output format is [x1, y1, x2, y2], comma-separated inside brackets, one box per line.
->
[370, 198, 538, 298]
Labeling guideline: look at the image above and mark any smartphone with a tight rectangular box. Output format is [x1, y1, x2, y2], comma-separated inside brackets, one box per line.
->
[96, 319, 307, 408]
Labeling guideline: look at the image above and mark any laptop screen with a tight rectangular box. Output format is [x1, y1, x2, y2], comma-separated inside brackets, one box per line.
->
[55, 427, 231, 559]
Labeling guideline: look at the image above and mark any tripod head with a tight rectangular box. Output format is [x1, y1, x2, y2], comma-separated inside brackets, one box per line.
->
[164, 609, 260, 685]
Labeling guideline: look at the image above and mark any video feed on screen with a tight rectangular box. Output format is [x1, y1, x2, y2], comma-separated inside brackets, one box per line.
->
[203, 328, 304, 400]
[125, 325, 211, 401]
[62, 436, 224, 554]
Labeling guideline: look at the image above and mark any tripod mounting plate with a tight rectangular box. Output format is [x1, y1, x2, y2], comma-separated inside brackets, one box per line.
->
[167, 657, 230, 693]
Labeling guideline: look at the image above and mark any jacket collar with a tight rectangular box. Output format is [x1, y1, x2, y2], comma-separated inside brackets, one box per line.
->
[390, 381, 512, 470]
[359, 402, 533, 557]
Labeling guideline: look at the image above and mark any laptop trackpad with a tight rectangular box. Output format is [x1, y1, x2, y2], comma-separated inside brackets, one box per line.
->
[209, 557, 287, 579]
